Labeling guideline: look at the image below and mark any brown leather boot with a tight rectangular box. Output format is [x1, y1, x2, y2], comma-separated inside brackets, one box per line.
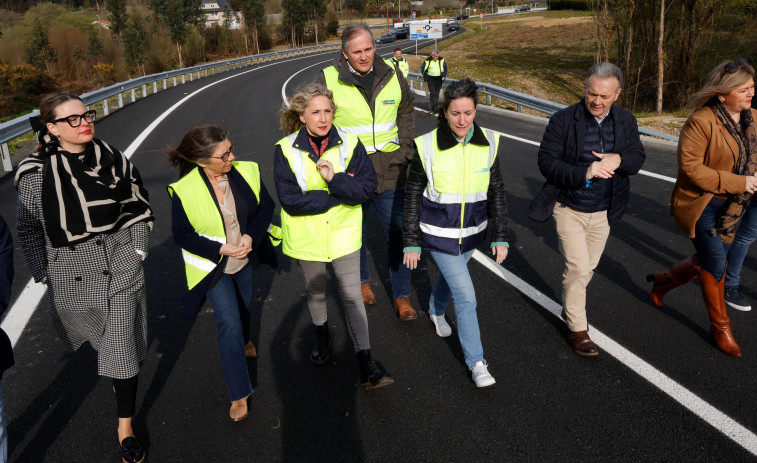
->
[647, 255, 700, 308]
[361, 282, 376, 305]
[696, 266, 742, 357]
[393, 297, 417, 320]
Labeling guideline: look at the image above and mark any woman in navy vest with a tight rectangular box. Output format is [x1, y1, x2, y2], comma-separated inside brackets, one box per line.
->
[166, 124, 276, 421]
[402, 78, 509, 387]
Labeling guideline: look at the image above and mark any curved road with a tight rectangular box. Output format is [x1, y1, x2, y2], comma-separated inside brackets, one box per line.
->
[1, 36, 756, 462]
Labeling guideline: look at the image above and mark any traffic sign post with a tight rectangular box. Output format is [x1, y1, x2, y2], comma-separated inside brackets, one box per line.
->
[479, 12, 484, 29]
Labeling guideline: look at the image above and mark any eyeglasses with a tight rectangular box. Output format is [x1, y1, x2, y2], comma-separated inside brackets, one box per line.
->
[52, 110, 97, 127]
[722, 58, 749, 77]
[211, 143, 234, 162]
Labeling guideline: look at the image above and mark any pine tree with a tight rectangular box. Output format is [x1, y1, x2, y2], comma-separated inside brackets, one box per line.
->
[23, 19, 56, 73]
[107, 0, 128, 36]
[122, 16, 146, 74]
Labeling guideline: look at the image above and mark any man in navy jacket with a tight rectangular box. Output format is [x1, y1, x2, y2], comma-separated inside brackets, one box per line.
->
[528, 62, 646, 357]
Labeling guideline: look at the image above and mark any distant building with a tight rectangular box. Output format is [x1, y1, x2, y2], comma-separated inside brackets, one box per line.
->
[92, 18, 112, 29]
[201, 0, 242, 29]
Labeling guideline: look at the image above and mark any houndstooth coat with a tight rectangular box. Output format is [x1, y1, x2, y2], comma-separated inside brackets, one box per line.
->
[16, 170, 150, 379]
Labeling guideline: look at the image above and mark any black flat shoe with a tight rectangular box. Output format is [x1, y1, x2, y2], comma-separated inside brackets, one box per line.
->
[121, 436, 146, 463]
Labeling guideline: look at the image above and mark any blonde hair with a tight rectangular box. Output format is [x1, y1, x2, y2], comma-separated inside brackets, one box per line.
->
[279, 84, 336, 135]
[691, 60, 755, 110]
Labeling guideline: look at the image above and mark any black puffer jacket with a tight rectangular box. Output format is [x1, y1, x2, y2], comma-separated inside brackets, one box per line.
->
[403, 121, 509, 251]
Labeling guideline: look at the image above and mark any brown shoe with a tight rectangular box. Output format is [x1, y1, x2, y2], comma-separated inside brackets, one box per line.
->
[393, 297, 417, 320]
[569, 330, 599, 356]
[361, 282, 376, 305]
[244, 341, 257, 358]
[230, 397, 249, 422]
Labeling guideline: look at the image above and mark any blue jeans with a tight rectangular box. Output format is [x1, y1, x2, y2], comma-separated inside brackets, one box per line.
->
[0, 380, 6, 463]
[429, 249, 484, 369]
[692, 197, 730, 278]
[206, 263, 254, 401]
[726, 201, 757, 287]
[360, 187, 412, 299]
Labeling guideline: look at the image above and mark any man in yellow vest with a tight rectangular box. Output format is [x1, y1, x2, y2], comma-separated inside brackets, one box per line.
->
[420, 49, 448, 111]
[390, 48, 410, 78]
[315, 23, 418, 320]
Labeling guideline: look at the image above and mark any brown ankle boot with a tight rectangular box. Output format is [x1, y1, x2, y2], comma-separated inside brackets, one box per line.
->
[696, 266, 742, 357]
[647, 255, 700, 308]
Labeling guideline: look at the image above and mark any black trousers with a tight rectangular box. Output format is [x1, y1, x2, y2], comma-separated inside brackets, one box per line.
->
[113, 375, 138, 418]
[427, 78, 443, 111]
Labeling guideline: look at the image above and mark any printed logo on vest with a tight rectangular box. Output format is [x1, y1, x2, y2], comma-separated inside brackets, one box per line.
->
[382, 100, 396, 105]
[473, 167, 489, 173]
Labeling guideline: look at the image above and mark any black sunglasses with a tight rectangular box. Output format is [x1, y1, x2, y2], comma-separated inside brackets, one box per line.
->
[722, 58, 749, 77]
[52, 110, 97, 127]
[211, 143, 235, 162]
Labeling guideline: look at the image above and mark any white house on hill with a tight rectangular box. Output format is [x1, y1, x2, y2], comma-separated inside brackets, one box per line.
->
[201, 0, 242, 29]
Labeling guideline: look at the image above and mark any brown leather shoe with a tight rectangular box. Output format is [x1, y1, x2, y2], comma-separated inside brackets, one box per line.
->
[569, 330, 599, 357]
[361, 282, 376, 305]
[393, 297, 417, 320]
[244, 341, 257, 358]
[230, 397, 249, 422]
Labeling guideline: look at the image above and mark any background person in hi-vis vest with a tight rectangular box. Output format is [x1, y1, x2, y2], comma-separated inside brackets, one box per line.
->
[315, 24, 419, 321]
[420, 49, 448, 111]
[274, 84, 393, 390]
[388, 47, 410, 78]
[166, 124, 278, 422]
[402, 78, 509, 388]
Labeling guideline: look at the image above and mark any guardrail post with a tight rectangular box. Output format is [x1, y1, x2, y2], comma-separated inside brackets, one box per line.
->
[118, 93, 124, 108]
[142, 84, 147, 97]
[131, 88, 136, 103]
[190, 72, 193, 82]
[204, 69, 208, 77]
[486, 94, 491, 105]
[1, 143, 11, 172]
[163, 79, 167, 90]
[226, 64, 229, 71]
[516, 104, 523, 112]
[181, 75, 185, 84]
[153, 81, 158, 94]
[102, 99, 109, 116]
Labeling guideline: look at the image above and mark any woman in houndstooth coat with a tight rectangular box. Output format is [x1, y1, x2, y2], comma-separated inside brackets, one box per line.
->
[15, 93, 153, 463]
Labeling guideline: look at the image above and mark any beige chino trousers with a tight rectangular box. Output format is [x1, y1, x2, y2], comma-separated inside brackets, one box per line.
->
[552, 203, 611, 332]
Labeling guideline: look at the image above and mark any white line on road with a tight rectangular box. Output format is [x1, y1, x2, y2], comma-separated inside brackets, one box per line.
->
[471, 250, 757, 455]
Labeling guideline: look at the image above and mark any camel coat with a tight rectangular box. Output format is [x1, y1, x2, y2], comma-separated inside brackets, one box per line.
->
[670, 107, 756, 237]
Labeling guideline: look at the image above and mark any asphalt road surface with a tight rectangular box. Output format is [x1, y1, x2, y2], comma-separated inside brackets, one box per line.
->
[2, 38, 756, 462]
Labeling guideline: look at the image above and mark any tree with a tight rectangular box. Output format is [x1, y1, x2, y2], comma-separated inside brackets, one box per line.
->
[88, 27, 104, 58]
[345, 0, 364, 13]
[152, 0, 204, 68]
[107, 0, 127, 36]
[281, 0, 307, 47]
[302, 0, 325, 45]
[229, 0, 267, 54]
[23, 18, 56, 74]
[122, 15, 146, 74]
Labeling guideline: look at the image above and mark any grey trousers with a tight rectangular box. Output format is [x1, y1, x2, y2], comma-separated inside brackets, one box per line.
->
[299, 250, 370, 351]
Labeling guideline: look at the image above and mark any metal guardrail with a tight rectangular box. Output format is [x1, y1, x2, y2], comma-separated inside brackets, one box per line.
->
[0, 43, 341, 171]
[407, 73, 680, 143]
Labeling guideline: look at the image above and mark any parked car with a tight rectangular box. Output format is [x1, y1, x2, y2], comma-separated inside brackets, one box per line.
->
[447, 17, 456, 23]
[514, 5, 531, 12]
[456, 14, 469, 19]
[448, 21, 460, 31]
[376, 30, 398, 43]
[394, 26, 409, 39]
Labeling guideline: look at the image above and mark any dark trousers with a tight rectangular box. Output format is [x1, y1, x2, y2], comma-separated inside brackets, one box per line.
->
[427, 78, 442, 111]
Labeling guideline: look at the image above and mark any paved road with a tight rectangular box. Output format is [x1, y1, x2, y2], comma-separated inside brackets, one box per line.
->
[2, 39, 757, 462]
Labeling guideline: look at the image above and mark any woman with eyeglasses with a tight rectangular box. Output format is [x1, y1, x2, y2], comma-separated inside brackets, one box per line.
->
[166, 124, 277, 421]
[647, 58, 757, 357]
[15, 92, 154, 462]
[274, 84, 393, 389]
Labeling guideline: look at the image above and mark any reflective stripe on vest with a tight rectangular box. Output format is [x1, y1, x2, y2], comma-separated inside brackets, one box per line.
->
[276, 130, 363, 262]
[323, 65, 402, 154]
[425, 58, 444, 77]
[167, 161, 262, 290]
[416, 128, 499, 254]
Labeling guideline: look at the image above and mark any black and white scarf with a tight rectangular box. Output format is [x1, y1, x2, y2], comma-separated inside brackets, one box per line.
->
[14, 117, 154, 248]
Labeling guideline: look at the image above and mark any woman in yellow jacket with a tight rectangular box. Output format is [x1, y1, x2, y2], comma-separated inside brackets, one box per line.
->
[274, 84, 392, 389]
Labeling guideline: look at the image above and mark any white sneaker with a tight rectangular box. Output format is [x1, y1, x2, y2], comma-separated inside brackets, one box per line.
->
[429, 314, 452, 337]
[470, 361, 496, 387]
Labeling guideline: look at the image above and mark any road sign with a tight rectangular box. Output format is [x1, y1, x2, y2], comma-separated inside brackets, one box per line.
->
[479, 12, 484, 18]
[411, 23, 442, 39]
[411, 10, 416, 19]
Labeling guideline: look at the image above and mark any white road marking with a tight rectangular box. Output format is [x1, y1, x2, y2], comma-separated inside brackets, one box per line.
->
[472, 249, 757, 455]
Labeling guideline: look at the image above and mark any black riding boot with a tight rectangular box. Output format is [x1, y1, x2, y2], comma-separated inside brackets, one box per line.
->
[311, 324, 331, 365]
[356, 349, 394, 390]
